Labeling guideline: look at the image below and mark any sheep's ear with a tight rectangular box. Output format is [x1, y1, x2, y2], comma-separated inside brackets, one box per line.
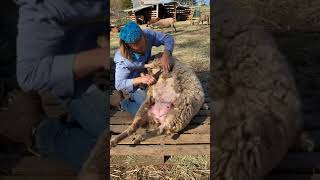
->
[156, 52, 163, 59]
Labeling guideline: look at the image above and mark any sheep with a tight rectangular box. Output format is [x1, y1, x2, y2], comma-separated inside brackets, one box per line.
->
[110, 52, 204, 147]
[148, 18, 177, 32]
[211, 0, 311, 179]
[190, 18, 200, 26]
[146, 17, 160, 27]
[198, 14, 210, 25]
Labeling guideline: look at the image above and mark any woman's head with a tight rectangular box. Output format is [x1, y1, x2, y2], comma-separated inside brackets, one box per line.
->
[119, 21, 147, 60]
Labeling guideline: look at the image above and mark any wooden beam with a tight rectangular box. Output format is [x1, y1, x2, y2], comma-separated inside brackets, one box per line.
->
[111, 124, 210, 134]
[156, 4, 159, 18]
[174, 3, 177, 20]
[111, 134, 210, 145]
[110, 144, 210, 155]
[110, 115, 210, 125]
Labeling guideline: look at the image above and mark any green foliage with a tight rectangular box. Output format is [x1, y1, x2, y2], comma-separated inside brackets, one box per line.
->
[114, 17, 130, 26]
[122, 0, 132, 9]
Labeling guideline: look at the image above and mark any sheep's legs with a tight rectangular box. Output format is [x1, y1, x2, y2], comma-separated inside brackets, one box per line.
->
[172, 24, 176, 32]
[132, 125, 168, 144]
[110, 96, 154, 147]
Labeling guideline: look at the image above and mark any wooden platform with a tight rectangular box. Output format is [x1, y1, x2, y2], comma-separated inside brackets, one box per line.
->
[110, 95, 211, 162]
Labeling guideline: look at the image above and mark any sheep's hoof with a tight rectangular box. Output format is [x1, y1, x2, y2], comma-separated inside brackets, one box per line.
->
[171, 133, 180, 140]
[132, 135, 144, 144]
[110, 140, 117, 148]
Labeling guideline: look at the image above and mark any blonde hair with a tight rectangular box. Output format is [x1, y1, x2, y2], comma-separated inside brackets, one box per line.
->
[119, 39, 132, 60]
[119, 33, 147, 61]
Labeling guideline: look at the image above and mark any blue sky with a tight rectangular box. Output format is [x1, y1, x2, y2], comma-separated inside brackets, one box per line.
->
[197, 0, 210, 5]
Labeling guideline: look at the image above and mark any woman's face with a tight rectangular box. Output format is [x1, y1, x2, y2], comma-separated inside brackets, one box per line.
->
[127, 35, 147, 55]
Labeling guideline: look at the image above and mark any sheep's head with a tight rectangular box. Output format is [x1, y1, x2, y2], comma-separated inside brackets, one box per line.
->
[146, 52, 175, 73]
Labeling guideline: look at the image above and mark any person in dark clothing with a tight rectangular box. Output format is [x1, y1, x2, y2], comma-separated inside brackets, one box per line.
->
[0, 0, 108, 171]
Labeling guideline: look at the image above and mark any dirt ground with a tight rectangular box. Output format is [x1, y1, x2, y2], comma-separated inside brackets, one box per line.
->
[109, 12, 211, 180]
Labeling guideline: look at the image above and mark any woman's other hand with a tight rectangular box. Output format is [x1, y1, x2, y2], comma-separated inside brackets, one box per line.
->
[140, 74, 156, 85]
[160, 50, 172, 73]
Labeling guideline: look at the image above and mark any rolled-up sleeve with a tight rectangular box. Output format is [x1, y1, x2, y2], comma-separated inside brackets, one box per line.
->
[145, 29, 175, 54]
[16, 6, 76, 98]
[114, 52, 134, 92]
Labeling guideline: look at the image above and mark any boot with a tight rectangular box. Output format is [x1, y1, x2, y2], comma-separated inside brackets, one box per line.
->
[110, 90, 124, 110]
[0, 91, 45, 151]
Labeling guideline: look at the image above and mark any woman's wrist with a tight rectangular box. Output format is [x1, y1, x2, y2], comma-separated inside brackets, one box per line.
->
[133, 77, 142, 86]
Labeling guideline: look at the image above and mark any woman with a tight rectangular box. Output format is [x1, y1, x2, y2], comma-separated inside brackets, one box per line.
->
[111, 21, 175, 115]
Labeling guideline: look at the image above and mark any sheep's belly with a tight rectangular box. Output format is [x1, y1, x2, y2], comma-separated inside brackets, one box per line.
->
[149, 77, 180, 123]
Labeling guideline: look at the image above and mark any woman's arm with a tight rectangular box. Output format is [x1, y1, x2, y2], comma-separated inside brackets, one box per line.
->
[144, 29, 175, 72]
[73, 47, 108, 80]
[114, 52, 155, 91]
[16, 1, 107, 98]
[145, 29, 175, 54]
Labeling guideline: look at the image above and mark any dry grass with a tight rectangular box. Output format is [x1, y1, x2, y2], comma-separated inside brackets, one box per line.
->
[110, 155, 210, 180]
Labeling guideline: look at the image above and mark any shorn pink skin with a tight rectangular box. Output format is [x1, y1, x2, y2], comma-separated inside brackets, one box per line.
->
[148, 101, 173, 124]
[147, 76, 180, 126]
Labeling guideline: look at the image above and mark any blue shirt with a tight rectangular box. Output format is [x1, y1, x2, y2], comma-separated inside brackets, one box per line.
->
[114, 29, 175, 93]
[15, 0, 106, 99]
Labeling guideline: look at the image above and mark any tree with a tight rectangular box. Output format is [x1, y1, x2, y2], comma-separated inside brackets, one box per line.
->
[122, 0, 132, 9]
[111, 0, 122, 13]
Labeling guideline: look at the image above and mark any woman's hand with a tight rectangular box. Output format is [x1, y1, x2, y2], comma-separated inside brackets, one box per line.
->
[160, 50, 172, 73]
[140, 74, 156, 85]
[73, 47, 109, 80]
[133, 73, 155, 86]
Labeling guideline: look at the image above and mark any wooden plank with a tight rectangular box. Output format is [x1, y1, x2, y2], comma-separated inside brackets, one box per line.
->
[110, 115, 210, 125]
[156, 4, 159, 18]
[111, 124, 210, 134]
[266, 174, 320, 180]
[111, 134, 210, 145]
[12, 157, 76, 176]
[174, 3, 176, 20]
[111, 111, 133, 117]
[110, 144, 210, 156]
[272, 152, 320, 173]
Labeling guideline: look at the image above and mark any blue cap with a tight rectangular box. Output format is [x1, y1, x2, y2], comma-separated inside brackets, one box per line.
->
[119, 21, 143, 44]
